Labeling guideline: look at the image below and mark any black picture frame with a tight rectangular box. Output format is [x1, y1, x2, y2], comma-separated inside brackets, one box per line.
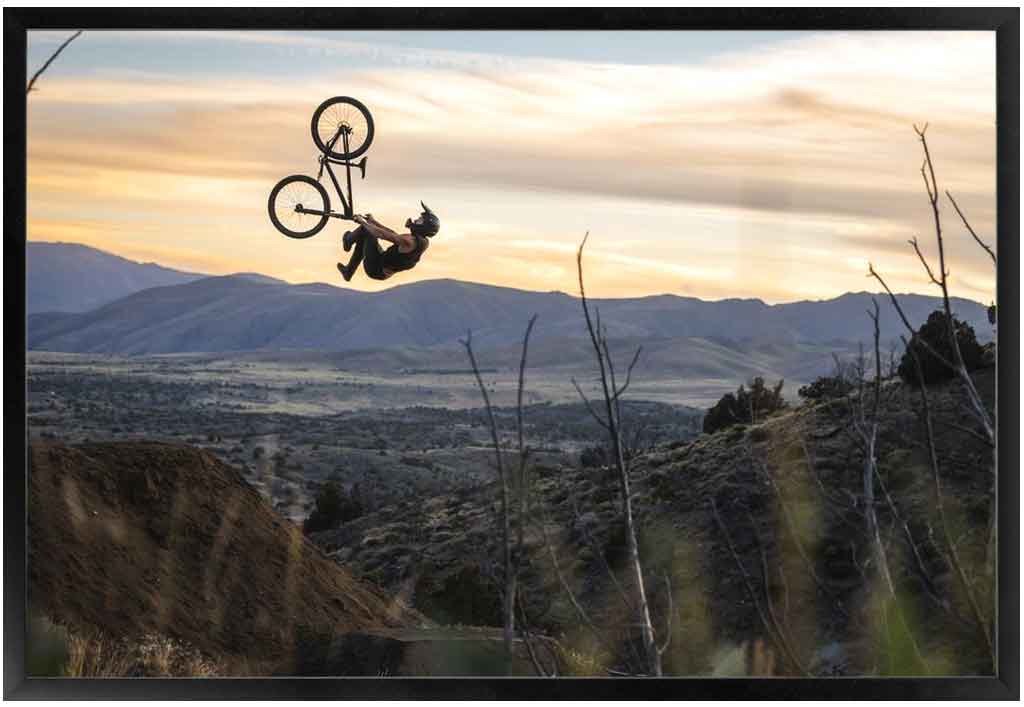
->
[4, 7, 1018, 700]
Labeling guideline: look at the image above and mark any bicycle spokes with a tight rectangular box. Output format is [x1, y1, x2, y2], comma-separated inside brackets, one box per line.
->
[275, 181, 326, 230]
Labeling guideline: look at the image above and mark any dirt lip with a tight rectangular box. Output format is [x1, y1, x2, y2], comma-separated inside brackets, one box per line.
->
[28, 439, 421, 671]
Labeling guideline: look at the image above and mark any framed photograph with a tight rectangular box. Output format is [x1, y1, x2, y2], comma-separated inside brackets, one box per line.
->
[5, 7, 1018, 700]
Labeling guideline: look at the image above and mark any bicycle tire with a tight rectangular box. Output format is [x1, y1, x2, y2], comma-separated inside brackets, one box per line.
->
[310, 96, 375, 160]
[268, 175, 331, 239]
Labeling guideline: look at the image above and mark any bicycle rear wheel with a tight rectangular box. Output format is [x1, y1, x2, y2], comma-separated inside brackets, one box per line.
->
[268, 175, 330, 239]
[311, 96, 375, 160]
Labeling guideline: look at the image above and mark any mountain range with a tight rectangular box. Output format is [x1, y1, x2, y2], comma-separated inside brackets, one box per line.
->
[26, 242, 213, 314]
[26, 242, 992, 378]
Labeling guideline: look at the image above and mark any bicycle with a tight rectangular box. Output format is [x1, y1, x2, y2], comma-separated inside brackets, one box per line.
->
[268, 96, 375, 239]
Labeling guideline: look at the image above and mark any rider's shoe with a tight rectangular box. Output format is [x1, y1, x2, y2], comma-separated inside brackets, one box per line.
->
[337, 262, 354, 282]
[342, 229, 358, 252]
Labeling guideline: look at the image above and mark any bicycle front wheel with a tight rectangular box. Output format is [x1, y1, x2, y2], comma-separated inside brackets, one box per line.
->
[268, 175, 330, 239]
[311, 96, 375, 160]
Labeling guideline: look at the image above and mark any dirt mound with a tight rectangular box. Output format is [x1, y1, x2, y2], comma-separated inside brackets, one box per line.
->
[28, 440, 419, 670]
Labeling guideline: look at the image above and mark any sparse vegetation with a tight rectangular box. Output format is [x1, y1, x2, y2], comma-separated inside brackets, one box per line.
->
[27, 616, 221, 677]
[703, 377, 787, 434]
[798, 372, 855, 401]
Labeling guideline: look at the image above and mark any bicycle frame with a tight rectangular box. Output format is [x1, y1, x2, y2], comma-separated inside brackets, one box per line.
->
[298, 127, 363, 221]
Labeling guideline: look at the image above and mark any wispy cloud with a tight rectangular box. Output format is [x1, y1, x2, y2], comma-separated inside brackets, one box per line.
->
[26, 30, 996, 303]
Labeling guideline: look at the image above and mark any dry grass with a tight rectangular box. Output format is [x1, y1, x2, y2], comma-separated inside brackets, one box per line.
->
[29, 616, 223, 677]
[65, 632, 222, 677]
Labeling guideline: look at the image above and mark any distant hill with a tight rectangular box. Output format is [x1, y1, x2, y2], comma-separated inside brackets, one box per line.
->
[26, 242, 208, 314]
[27, 272, 993, 362]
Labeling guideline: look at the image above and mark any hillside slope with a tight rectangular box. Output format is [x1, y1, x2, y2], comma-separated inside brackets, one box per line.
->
[26, 242, 206, 314]
[27, 440, 419, 670]
[311, 369, 995, 675]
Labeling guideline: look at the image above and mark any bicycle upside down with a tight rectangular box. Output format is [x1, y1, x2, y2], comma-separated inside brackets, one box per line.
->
[268, 96, 441, 283]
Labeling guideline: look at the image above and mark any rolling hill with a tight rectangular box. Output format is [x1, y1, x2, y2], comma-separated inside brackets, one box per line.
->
[27, 271, 992, 363]
[26, 242, 208, 314]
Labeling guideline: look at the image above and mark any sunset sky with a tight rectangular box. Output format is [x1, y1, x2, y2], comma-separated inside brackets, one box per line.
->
[26, 30, 997, 303]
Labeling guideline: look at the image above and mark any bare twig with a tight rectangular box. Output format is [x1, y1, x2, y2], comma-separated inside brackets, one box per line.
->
[657, 573, 674, 657]
[710, 498, 804, 675]
[26, 31, 83, 94]
[908, 237, 943, 287]
[461, 329, 514, 657]
[867, 263, 993, 443]
[756, 453, 848, 618]
[534, 504, 617, 665]
[571, 378, 609, 430]
[946, 191, 996, 265]
[614, 346, 643, 400]
[750, 515, 808, 675]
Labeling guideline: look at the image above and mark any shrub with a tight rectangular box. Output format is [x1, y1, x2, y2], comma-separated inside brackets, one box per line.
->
[303, 481, 364, 534]
[798, 374, 854, 401]
[703, 377, 786, 435]
[897, 310, 985, 386]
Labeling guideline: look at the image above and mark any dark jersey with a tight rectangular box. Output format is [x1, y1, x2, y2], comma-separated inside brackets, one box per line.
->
[380, 234, 427, 273]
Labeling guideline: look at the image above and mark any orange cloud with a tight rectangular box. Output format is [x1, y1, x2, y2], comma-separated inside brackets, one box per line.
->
[26, 30, 996, 304]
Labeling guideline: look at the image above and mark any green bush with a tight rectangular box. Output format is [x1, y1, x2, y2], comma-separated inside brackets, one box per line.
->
[897, 310, 985, 386]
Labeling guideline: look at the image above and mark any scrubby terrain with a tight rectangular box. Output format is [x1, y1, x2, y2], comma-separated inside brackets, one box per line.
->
[311, 369, 996, 675]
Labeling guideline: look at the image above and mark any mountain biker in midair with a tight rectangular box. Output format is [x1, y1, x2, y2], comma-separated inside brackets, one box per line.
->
[336, 202, 440, 282]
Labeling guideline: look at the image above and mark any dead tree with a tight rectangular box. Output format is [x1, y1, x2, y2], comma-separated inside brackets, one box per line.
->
[461, 315, 537, 662]
[26, 31, 83, 94]
[867, 124, 996, 670]
[572, 233, 661, 676]
[879, 123, 993, 445]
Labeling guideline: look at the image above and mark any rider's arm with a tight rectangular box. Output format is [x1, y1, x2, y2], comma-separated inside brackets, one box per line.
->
[365, 214, 389, 230]
[357, 217, 414, 250]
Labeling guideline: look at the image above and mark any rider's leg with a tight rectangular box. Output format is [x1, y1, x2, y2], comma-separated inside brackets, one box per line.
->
[359, 232, 388, 280]
[338, 228, 367, 282]
[339, 229, 387, 281]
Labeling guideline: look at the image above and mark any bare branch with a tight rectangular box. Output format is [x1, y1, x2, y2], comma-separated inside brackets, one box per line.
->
[571, 377, 609, 430]
[757, 454, 848, 618]
[710, 498, 804, 675]
[908, 237, 942, 287]
[946, 191, 996, 265]
[534, 505, 614, 660]
[657, 573, 674, 656]
[867, 264, 957, 372]
[461, 328, 514, 657]
[614, 346, 643, 400]
[26, 31, 83, 94]
[515, 314, 539, 568]
[750, 515, 808, 675]
[909, 129, 995, 443]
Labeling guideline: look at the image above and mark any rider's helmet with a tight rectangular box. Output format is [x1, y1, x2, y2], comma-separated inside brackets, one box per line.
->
[407, 201, 440, 238]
